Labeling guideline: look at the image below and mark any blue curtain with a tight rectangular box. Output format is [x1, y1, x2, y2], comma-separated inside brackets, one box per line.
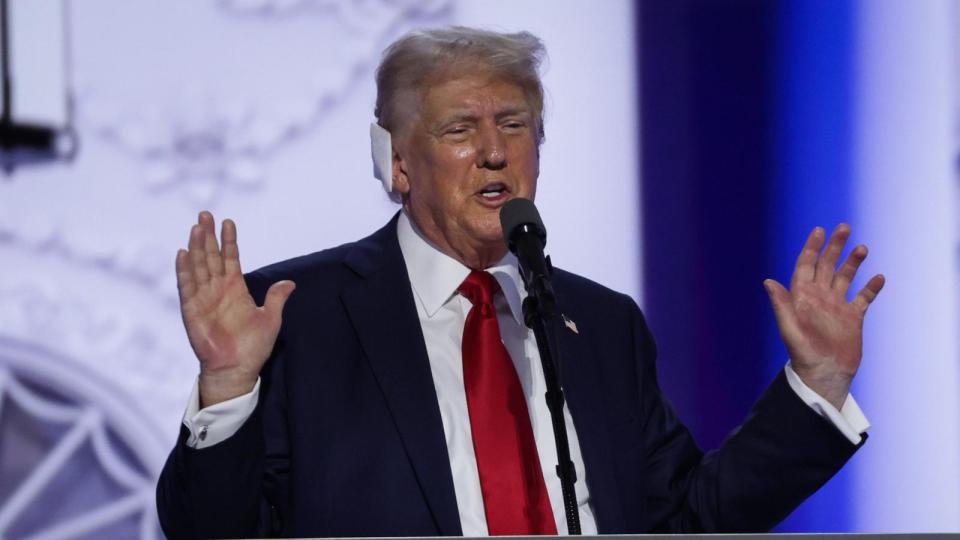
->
[639, 0, 855, 531]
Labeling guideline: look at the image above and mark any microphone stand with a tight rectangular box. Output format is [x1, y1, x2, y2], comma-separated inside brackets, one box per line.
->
[520, 260, 582, 535]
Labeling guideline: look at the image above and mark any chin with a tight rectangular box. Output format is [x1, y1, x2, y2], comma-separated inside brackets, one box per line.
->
[471, 219, 505, 244]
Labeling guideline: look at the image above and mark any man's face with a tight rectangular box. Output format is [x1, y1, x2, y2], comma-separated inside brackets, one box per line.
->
[393, 72, 540, 269]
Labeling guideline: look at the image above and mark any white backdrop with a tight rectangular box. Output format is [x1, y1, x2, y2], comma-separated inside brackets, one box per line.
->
[852, 0, 960, 531]
[0, 1, 638, 538]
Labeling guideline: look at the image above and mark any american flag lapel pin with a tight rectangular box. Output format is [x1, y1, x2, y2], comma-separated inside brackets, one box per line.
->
[562, 314, 579, 334]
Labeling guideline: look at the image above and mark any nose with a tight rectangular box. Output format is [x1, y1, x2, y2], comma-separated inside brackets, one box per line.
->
[476, 125, 507, 170]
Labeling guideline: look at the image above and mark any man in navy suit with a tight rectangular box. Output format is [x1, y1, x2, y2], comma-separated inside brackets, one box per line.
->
[157, 27, 885, 538]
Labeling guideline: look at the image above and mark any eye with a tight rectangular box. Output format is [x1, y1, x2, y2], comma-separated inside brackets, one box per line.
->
[442, 125, 472, 141]
[501, 120, 528, 132]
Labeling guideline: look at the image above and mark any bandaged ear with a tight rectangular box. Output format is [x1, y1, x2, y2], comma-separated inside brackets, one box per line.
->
[370, 123, 393, 194]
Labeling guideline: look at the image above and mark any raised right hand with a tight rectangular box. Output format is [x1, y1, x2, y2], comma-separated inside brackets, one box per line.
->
[176, 211, 296, 407]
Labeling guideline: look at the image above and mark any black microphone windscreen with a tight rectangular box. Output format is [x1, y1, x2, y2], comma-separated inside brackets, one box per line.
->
[500, 197, 546, 248]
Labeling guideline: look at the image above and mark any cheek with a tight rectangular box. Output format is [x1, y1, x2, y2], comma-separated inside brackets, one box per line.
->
[422, 142, 475, 168]
[449, 145, 478, 165]
[515, 144, 540, 180]
[436, 147, 480, 189]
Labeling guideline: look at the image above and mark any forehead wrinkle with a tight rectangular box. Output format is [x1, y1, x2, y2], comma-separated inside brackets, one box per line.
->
[415, 75, 533, 136]
[495, 106, 532, 120]
[438, 111, 479, 125]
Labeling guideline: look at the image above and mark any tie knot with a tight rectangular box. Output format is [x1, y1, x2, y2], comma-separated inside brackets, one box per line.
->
[458, 270, 500, 309]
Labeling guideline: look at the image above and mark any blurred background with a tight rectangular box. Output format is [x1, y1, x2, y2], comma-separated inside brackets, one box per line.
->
[0, 0, 955, 537]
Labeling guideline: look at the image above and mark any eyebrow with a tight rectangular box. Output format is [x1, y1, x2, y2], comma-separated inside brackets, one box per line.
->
[494, 106, 532, 120]
[436, 106, 532, 128]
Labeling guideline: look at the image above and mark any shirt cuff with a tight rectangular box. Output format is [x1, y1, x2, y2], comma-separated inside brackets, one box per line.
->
[784, 363, 870, 445]
[182, 377, 261, 449]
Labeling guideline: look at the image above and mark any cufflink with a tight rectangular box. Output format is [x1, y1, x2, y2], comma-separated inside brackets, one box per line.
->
[199, 425, 208, 442]
[562, 314, 579, 334]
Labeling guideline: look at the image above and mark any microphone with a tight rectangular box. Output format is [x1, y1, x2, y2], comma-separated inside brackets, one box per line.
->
[500, 197, 556, 316]
[499, 197, 582, 534]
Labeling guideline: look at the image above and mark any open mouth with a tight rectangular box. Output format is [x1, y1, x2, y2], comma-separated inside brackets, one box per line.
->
[478, 182, 509, 200]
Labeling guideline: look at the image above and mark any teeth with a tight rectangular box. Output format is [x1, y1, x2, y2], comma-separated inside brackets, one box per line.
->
[480, 183, 506, 198]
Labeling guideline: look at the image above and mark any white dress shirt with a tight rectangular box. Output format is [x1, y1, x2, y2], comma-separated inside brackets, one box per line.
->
[182, 210, 870, 536]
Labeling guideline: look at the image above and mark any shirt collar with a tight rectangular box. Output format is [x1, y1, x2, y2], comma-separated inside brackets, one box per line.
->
[397, 211, 526, 326]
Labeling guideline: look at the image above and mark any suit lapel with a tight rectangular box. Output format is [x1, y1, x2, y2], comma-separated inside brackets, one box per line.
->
[337, 218, 628, 534]
[555, 308, 627, 533]
[340, 216, 463, 536]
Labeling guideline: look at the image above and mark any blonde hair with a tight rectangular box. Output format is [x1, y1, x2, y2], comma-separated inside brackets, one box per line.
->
[375, 26, 547, 142]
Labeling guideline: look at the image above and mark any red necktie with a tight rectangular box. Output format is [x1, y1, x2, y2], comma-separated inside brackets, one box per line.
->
[458, 270, 557, 536]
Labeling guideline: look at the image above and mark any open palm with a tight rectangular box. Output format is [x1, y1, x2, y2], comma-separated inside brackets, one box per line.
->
[764, 224, 884, 410]
[176, 212, 295, 407]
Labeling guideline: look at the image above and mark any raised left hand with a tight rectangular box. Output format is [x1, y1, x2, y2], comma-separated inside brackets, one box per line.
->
[764, 224, 885, 410]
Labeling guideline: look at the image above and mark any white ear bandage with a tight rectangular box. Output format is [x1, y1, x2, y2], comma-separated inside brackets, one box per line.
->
[370, 123, 393, 194]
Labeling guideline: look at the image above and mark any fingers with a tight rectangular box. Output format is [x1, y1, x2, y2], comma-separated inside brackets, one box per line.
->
[791, 227, 825, 289]
[764, 278, 800, 340]
[853, 273, 885, 312]
[185, 211, 241, 290]
[764, 279, 794, 320]
[175, 249, 195, 302]
[814, 224, 851, 285]
[832, 244, 868, 294]
[188, 224, 210, 285]
[263, 280, 296, 317]
[222, 219, 242, 275]
[199, 211, 224, 278]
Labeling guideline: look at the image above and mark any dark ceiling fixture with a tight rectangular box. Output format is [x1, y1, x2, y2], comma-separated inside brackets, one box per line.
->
[0, 0, 77, 175]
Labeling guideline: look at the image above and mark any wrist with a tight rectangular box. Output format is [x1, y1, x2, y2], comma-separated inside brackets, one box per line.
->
[790, 364, 852, 411]
[198, 369, 258, 408]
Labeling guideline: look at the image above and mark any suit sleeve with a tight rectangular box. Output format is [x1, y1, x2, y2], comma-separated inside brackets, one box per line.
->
[156, 271, 291, 539]
[627, 300, 864, 533]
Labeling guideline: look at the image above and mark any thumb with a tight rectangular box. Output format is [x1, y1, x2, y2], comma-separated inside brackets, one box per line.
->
[264, 280, 296, 317]
[763, 278, 796, 330]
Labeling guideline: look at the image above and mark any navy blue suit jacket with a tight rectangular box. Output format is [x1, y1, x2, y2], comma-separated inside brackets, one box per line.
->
[157, 215, 862, 538]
